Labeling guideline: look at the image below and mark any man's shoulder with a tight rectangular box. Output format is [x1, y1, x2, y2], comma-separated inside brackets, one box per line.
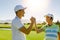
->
[12, 18, 17, 23]
[12, 17, 20, 23]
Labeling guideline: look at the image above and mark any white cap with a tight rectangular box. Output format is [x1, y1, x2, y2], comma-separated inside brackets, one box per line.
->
[44, 14, 53, 18]
[14, 5, 26, 12]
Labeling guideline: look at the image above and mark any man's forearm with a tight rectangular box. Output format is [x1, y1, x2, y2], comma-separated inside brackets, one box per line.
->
[35, 23, 39, 33]
[26, 23, 33, 34]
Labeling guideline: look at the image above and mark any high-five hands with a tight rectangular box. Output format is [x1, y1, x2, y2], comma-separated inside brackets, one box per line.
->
[30, 17, 36, 24]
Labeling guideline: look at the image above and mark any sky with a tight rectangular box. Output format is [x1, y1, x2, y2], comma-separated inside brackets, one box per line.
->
[0, 0, 60, 22]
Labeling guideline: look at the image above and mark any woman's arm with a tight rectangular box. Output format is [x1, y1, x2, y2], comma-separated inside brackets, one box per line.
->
[34, 21, 43, 33]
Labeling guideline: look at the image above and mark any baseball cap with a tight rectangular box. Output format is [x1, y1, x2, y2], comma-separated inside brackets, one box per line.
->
[14, 5, 26, 12]
[44, 14, 53, 18]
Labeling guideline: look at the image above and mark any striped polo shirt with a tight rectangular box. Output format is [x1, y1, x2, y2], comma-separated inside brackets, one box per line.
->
[42, 24, 59, 40]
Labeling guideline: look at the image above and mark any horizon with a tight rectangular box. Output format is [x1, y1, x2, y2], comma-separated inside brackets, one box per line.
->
[0, 19, 60, 23]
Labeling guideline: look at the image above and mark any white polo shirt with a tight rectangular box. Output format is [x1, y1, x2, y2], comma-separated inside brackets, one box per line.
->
[12, 16, 26, 40]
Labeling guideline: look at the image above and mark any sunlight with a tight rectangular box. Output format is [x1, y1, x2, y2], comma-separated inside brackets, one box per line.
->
[22, 0, 51, 22]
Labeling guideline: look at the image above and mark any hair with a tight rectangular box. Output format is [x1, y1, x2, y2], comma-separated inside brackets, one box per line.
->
[15, 11, 17, 14]
[15, 10, 21, 14]
[50, 17, 53, 21]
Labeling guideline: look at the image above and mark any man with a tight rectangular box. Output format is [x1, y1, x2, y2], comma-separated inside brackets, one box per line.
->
[12, 5, 35, 40]
[35, 14, 60, 40]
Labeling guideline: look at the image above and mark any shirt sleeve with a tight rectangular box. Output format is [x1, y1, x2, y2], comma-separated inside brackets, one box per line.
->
[12, 20, 24, 29]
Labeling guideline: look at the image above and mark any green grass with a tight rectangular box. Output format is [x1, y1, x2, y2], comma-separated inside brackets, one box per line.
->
[0, 30, 45, 40]
[0, 30, 12, 40]
[26, 31, 45, 40]
[0, 24, 45, 40]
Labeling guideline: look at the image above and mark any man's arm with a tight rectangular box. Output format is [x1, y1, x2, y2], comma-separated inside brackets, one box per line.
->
[18, 17, 35, 35]
[19, 22, 33, 35]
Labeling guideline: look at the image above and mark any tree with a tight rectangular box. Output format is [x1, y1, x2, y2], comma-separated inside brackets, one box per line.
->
[55, 20, 60, 27]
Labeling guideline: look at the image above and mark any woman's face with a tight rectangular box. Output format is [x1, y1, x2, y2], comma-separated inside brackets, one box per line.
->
[45, 16, 51, 23]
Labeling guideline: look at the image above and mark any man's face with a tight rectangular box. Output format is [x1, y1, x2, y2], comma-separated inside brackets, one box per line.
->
[17, 9, 25, 17]
[45, 16, 51, 23]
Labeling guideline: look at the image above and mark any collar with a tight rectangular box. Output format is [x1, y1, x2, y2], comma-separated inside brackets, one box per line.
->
[15, 16, 21, 20]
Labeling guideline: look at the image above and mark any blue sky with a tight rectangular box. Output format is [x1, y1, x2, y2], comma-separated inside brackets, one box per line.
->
[0, 0, 22, 20]
[0, 0, 60, 22]
[49, 0, 60, 22]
